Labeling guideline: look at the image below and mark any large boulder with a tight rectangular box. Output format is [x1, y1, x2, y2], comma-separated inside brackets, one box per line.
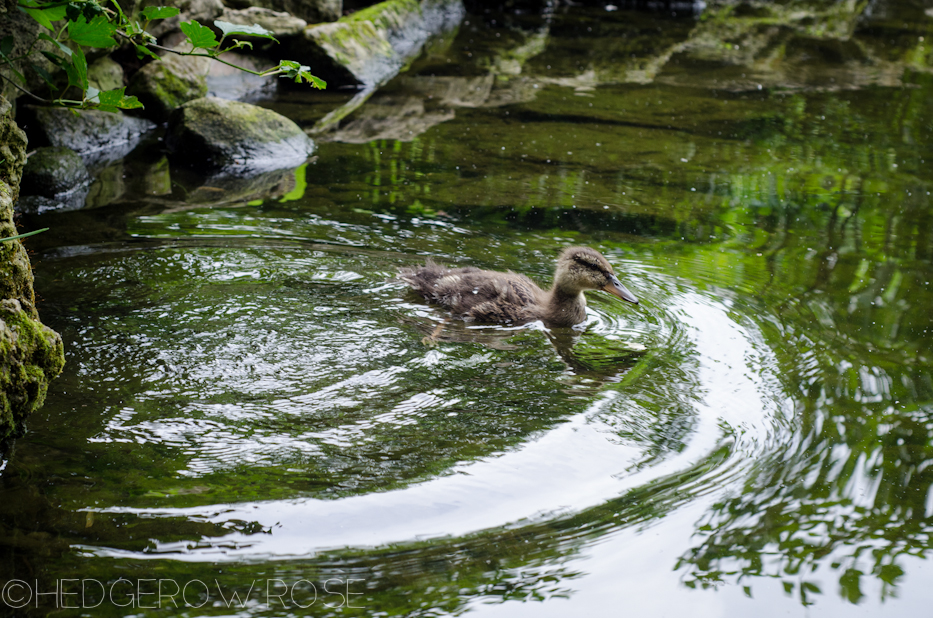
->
[0, 96, 65, 448]
[127, 44, 212, 122]
[289, 0, 465, 88]
[18, 106, 155, 167]
[165, 97, 315, 174]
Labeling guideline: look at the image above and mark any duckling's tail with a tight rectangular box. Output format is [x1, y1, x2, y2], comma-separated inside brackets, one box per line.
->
[399, 260, 448, 297]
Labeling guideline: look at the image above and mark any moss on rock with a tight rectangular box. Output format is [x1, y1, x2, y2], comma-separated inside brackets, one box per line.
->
[127, 46, 211, 122]
[0, 299, 64, 444]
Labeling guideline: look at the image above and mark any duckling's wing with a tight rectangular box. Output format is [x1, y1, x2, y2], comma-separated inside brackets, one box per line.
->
[457, 273, 545, 324]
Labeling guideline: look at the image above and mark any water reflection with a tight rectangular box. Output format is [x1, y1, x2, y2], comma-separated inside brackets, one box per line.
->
[5, 0, 933, 614]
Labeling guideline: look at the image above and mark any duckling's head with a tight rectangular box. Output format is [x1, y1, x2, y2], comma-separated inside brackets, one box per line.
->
[552, 247, 639, 304]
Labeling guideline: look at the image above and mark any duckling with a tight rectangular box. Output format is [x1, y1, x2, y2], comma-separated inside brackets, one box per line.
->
[400, 247, 638, 328]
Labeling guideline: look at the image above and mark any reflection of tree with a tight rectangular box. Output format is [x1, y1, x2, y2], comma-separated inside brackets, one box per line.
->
[673, 77, 933, 603]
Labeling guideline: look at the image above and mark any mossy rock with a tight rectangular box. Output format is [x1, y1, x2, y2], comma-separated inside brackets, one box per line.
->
[0, 299, 65, 445]
[289, 0, 465, 87]
[21, 147, 90, 198]
[165, 97, 315, 175]
[127, 48, 211, 122]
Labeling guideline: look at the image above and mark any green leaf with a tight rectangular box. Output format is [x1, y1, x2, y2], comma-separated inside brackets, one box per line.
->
[142, 6, 180, 20]
[94, 87, 143, 111]
[179, 20, 218, 50]
[0, 35, 13, 57]
[69, 45, 88, 91]
[40, 49, 68, 68]
[134, 43, 160, 60]
[309, 74, 326, 89]
[19, 4, 67, 30]
[38, 32, 73, 57]
[214, 20, 278, 42]
[68, 15, 117, 48]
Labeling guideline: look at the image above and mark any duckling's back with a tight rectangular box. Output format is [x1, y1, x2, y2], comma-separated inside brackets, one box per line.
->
[400, 261, 546, 324]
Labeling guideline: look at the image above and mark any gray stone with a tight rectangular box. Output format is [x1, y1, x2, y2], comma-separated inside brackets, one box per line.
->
[165, 96, 315, 175]
[289, 0, 465, 88]
[218, 6, 308, 39]
[127, 43, 212, 122]
[224, 0, 341, 24]
[87, 56, 125, 93]
[19, 106, 155, 167]
[21, 147, 90, 198]
[18, 147, 91, 213]
[206, 52, 277, 102]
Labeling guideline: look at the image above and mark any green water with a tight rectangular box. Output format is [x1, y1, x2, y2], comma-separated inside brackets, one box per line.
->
[4, 1, 933, 615]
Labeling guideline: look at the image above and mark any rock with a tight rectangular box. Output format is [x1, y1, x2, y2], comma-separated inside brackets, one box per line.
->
[0, 299, 65, 444]
[19, 106, 154, 167]
[21, 147, 90, 198]
[0, 97, 27, 203]
[127, 43, 212, 122]
[165, 97, 315, 175]
[206, 52, 277, 101]
[289, 0, 465, 88]
[224, 0, 341, 25]
[0, 95, 65, 447]
[18, 147, 91, 213]
[217, 7, 308, 39]
[87, 56, 125, 93]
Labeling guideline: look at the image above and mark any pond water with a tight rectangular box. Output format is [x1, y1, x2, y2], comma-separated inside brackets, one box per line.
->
[5, 0, 933, 615]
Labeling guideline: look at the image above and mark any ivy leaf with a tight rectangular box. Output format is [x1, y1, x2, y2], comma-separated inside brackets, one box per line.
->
[179, 20, 218, 50]
[68, 15, 117, 48]
[38, 33, 73, 57]
[142, 6, 180, 20]
[309, 74, 326, 89]
[214, 20, 278, 42]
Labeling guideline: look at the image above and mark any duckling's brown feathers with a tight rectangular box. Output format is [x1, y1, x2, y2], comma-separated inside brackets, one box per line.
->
[400, 248, 637, 327]
[400, 261, 549, 323]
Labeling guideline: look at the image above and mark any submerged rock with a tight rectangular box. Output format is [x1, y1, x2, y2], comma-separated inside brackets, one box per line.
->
[19, 106, 155, 167]
[165, 97, 315, 175]
[127, 44, 212, 122]
[290, 0, 465, 88]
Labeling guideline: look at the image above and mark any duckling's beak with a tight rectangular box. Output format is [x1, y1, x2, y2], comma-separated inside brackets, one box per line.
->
[603, 275, 639, 304]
